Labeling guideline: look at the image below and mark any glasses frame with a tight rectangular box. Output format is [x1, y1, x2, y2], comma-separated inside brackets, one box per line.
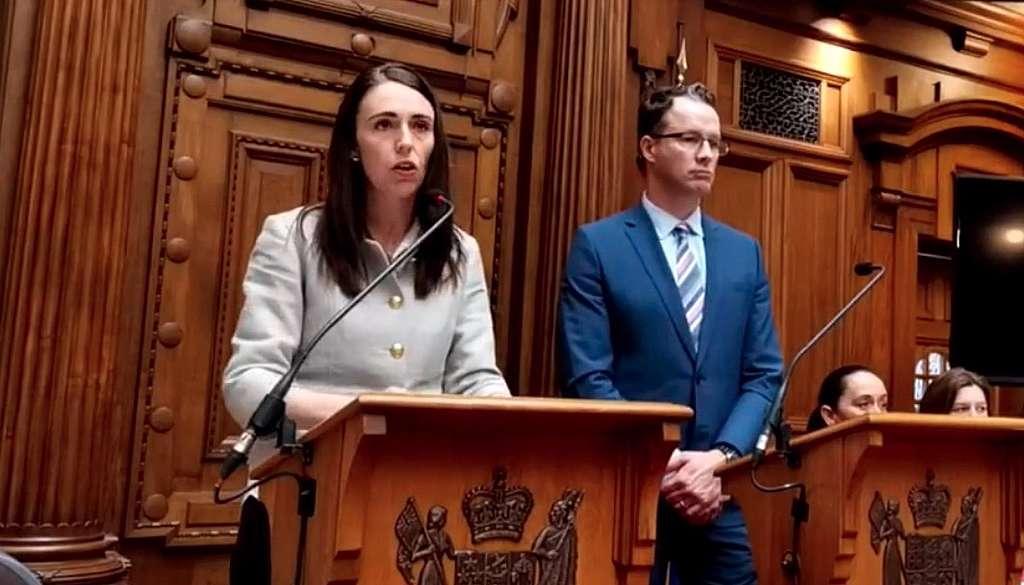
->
[647, 131, 730, 157]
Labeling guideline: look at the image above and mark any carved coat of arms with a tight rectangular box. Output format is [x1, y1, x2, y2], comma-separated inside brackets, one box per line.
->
[395, 467, 584, 585]
[869, 469, 982, 585]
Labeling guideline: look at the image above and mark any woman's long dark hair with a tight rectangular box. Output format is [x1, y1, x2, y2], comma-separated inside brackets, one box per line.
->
[806, 364, 877, 432]
[919, 367, 992, 414]
[307, 62, 463, 298]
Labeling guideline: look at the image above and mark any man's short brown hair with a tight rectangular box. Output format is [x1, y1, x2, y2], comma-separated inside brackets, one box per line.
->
[636, 83, 717, 170]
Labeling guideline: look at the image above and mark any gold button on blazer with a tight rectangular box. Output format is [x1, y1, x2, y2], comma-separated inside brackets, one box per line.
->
[223, 207, 511, 433]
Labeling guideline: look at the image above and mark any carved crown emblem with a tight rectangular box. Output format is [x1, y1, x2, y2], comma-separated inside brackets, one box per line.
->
[461, 467, 534, 543]
[907, 468, 951, 529]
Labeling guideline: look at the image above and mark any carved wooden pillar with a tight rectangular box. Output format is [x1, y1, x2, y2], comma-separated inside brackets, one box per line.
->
[529, 0, 630, 393]
[0, 0, 146, 582]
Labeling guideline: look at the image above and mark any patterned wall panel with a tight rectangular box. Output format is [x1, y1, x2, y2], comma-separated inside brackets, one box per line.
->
[206, 132, 328, 457]
[739, 61, 821, 143]
[127, 46, 515, 548]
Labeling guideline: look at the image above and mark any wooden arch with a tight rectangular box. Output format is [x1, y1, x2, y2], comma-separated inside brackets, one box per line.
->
[853, 98, 1024, 412]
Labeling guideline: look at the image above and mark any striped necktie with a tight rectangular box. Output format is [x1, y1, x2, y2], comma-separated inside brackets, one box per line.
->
[673, 224, 704, 347]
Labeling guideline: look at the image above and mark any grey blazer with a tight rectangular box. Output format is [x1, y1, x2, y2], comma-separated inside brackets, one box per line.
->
[223, 206, 510, 429]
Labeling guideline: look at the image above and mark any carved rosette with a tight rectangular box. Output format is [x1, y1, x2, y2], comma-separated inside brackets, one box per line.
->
[0, 0, 146, 582]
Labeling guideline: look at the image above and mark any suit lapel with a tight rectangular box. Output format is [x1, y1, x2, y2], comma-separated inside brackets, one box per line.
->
[696, 215, 722, 370]
[622, 205, 697, 363]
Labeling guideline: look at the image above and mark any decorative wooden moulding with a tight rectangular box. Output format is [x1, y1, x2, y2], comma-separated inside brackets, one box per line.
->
[173, 16, 212, 56]
[953, 28, 993, 58]
[875, 190, 903, 208]
[395, 467, 584, 584]
[166, 238, 191, 263]
[495, 0, 519, 50]
[158, 322, 184, 348]
[173, 155, 198, 180]
[478, 197, 496, 219]
[351, 33, 375, 57]
[480, 128, 500, 149]
[143, 494, 170, 521]
[182, 74, 207, 98]
[739, 61, 821, 144]
[150, 407, 176, 433]
[869, 469, 981, 585]
[490, 81, 517, 114]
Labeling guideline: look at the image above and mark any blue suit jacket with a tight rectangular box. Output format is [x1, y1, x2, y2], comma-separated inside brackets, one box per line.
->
[558, 204, 783, 453]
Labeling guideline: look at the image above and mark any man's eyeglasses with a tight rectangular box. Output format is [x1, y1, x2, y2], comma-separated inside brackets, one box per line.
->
[648, 131, 730, 156]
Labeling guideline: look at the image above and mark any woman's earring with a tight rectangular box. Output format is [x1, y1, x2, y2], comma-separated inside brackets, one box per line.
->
[350, 151, 360, 162]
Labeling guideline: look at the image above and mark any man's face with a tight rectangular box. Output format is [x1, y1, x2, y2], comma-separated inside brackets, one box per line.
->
[640, 97, 723, 198]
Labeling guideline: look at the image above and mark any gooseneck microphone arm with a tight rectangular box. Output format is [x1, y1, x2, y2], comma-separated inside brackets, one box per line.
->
[746, 262, 885, 585]
[219, 193, 455, 481]
[751, 262, 886, 468]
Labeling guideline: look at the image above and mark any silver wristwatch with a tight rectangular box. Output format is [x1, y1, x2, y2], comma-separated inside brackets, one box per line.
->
[715, 444, 741, 463]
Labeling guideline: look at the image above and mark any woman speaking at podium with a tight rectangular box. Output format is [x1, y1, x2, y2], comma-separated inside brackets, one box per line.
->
[223, 63, 510, 445]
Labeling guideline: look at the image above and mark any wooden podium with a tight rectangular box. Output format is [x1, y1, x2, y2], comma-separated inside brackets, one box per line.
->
[719, 413, 1024, 585]
[253, 394, 690, 585]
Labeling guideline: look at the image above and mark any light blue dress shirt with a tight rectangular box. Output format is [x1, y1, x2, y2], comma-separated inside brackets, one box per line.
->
[641, 194, 706, 292]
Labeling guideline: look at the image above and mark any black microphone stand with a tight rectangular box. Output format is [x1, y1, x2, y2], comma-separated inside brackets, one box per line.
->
[214, 194, 455, 585]
[749, 262, 886, 584]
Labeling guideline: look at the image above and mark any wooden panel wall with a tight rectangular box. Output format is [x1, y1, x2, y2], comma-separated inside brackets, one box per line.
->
[0, 0, 531, 583]
[116, 0, 532, 580]
[5, 1, 1024, 584]
[697, 1, 1024, 424]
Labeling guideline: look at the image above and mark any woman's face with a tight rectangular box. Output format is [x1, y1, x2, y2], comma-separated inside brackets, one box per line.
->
[355, 81, 436, 202]
[950, 384, 989, 417]
[821, 370, 889, 426]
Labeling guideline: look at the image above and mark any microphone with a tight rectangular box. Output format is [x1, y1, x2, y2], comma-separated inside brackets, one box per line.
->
[219, 191, 455, 480]
[854, 261, 882, 276]
[751, 261, 886, 467]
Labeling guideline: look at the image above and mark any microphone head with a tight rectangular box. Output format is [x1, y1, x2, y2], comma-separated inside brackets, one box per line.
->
[423, 188, 452, 207]
[854, 262, 882, 276]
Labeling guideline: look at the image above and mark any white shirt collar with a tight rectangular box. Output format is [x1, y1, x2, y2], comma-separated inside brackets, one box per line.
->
[364, 221, 422, 263]
[641, 193, 703, 239]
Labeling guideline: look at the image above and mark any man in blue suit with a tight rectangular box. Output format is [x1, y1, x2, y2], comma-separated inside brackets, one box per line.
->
[557, 82, 783, 584]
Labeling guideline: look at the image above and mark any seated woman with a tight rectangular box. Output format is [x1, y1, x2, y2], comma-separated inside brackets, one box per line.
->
[806, 365, 888, 431]
[919, 367, 991, 417]
[224, 63, 510, 446]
